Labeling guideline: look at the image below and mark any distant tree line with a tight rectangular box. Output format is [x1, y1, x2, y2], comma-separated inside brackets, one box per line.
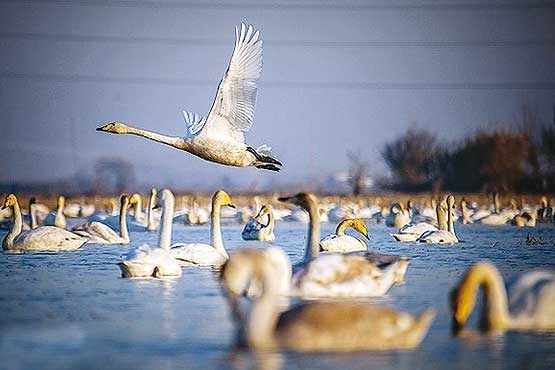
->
[381, 103, 555, 193]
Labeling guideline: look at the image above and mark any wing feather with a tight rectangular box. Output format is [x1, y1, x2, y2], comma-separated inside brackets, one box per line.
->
[202, 23, 263, 141]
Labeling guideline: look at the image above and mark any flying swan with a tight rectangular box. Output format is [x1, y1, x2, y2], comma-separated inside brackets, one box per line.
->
[96, 23, 282, 171]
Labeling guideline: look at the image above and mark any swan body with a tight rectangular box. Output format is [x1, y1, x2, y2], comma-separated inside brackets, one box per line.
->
[2, 194, 87, 251]
[184, 199, 209, 225]
[451, 262, 555, 332]
[118, 189, 181, 278]
[97, 23, 281, 172]
[221, 249, 435, 351]
[279, 193, 408, 298]
[418, 195, 458, 245]
[385, 203, 411, 228]
[242, 205, 276, 242]
[391, 222, 438, 242]
[319, 218, 368, 253]
[479, 213, 510, 226]
[73, 194, 135, 244]
[170, 190, 235, 266]
[511, 212, 536, 227]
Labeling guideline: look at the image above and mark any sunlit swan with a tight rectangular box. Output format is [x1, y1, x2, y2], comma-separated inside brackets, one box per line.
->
[242, 205, 276, 242]
[279, 193, 408, 298]
[72, 194, 136, 244]
[451, 261, 555, 332]
[221, 249, 435, 351]
[418, 195, 458, 244]
[385, 203, 411, 228]
[319, 218, 369, 252]
[170, 190, 235, 266]
[2, 194, 87, 251]
[43, 195, 67, 229]
[118, 189, 182, 278]
[97, 23, 282, 172]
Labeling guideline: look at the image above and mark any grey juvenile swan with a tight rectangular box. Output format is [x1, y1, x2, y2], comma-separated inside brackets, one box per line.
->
[96, 23, 282, 171]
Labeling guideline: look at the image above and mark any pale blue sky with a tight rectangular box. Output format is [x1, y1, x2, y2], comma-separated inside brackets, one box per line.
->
[1, 0, 554, 190]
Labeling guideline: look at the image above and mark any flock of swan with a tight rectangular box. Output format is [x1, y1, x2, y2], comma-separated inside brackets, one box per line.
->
[1, 188, 554, 351]
[2, 23, 554, 353]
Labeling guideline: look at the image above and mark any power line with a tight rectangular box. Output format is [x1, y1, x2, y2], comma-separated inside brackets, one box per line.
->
[6, 0, 555, 10]
[2, 72, 555, 91]
[1, 32, 554, 49]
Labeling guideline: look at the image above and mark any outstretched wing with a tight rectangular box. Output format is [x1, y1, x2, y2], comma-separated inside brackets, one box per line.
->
[202, 23, 263, 143]
[183, 110, 206, 138]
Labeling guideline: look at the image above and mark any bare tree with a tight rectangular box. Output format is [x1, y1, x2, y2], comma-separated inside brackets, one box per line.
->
[347, 151, 369, 196]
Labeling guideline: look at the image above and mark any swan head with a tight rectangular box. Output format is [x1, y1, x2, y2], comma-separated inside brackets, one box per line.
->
[278, 192, 317, 211]
[57, 195, 65, 208]
[214, 190, 235, 208]
[1, 194, 17, 210]
[352, 218, 369, 239]
[96, 121, 128, 134]
[127, 193, 139, 206]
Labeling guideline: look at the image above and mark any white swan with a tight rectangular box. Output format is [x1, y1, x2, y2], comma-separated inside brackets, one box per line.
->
[319, 218, 369, 253]
[72, 194, 135, 244]
[391, 220, 438, 242]
[279, 193, 409, 298]
[385, 202, 411, 228]
[2, 194, 87, 251]
[183, 198, 209, 225]
[43, 195, 67, 229]
[170, 190, 235, 266]
[118, 189, 182, 278]
[451, 261, 555, 332]
[97, 23, 282, 172]
[418, 195, 458, 245]
[242, 205, 276, 242]
[221, 249, 435, 351]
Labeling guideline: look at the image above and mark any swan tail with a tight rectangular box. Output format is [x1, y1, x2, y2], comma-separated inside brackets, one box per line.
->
[247, 145, 283, 172]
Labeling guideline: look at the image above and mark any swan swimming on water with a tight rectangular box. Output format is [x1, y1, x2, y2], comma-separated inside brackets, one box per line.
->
[170, 190, 235, 267]
[118, 189, 182, 278]
[221, 249, 435, 351]
[242, 205, 276, 242]
[279, 193, 409, 298]
[451, 261, 555, 332]
[96, 23, 282, 171]
[2, 194, 87, 252]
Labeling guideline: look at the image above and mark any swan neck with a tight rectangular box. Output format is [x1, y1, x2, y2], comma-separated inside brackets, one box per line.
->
[158, 195, 174, 250]
[335, 219, 352, 236]
[210, 199, 227, 258]
[134, 196, 143, 222]
[267, 208, 275, 230]
[126, 125, 190, 151]
[305, 199, 320, 261]
[437, 203, 447, 231]
[55, 198, 65, 228]
[29, 203, 38, 229]
[146, 193, 156, 231]
[464, 264, 510, 330]
[247, 262, 280, 349]
[448, 204, 456, 238]
[119, 199, 130, 243]
[4, 201, 22, 249]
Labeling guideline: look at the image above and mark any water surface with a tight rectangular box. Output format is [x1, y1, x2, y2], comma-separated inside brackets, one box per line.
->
[1, 221, 554, 370]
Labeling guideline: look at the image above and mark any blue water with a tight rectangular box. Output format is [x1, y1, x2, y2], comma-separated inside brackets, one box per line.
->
[1, 221, 555, 370]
